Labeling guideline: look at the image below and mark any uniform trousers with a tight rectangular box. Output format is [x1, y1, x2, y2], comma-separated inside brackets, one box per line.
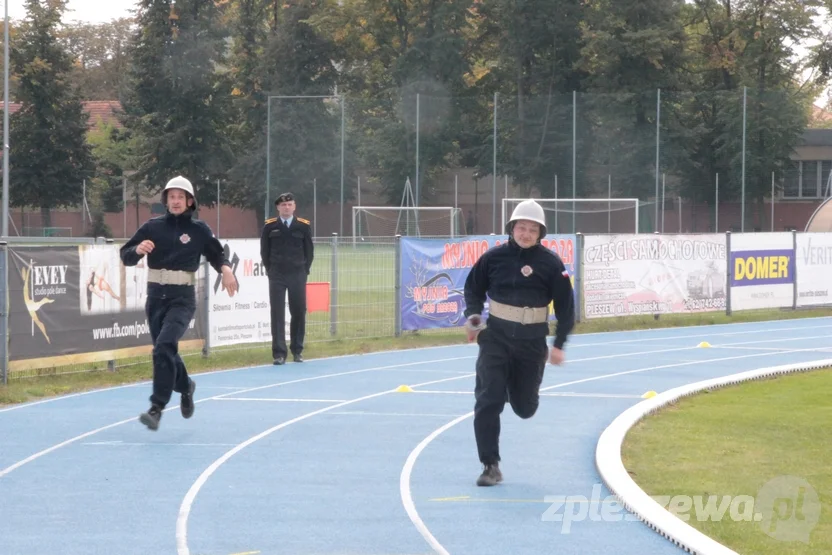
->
[269, 271, 307, 359]
[146, 284, 196, 408]
[473, 326, 548, 465]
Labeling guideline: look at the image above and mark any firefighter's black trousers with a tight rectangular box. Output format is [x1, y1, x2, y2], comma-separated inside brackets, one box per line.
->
[473, 326, 548, 465]
[147, 284, 196, 408]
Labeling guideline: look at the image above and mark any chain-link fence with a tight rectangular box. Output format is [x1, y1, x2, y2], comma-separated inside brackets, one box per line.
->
[262, 88, 818, 238]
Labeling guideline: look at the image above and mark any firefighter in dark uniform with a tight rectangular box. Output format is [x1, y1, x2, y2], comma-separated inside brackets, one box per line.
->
[260, 192, 314, 365]
[120, 176, 238, 431]
[463, 199, 575, 486]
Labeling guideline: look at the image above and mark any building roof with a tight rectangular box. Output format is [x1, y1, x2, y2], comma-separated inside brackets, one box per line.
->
[0, 100, 123, 130]
[799, 128, 832, 146]
[811, 105, 832, 127]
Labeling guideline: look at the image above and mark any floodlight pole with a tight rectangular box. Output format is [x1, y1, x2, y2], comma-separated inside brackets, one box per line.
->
[2, 0, 9, 238]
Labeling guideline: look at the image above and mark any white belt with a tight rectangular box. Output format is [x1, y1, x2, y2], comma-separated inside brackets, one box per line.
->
[148, 268, 196, 286]
[488, 299, 549, 324]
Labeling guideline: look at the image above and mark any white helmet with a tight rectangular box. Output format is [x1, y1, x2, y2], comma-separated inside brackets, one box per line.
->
[162, 175, 196, 209]
[506, 199, 547, 238]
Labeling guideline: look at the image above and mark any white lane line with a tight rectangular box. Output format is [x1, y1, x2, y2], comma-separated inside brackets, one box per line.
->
[569, 323, 832, 349]
[329, 411, 468, 418]
[212, 398, 347, 403]
[83, 441, 238, 447]
[175, 372, 477, 555]
[540, 392, 642, 399]
[401, 414, 471, 555]
[1, 319, 825, 414]
[399, 346, 817, 555]
[0, 355, 474, 479]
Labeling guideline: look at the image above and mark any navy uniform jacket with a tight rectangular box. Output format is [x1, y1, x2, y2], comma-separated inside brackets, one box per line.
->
[260, 216, 314, 277]
[464, 239, 575, 349]
[120, 211, 230, 275]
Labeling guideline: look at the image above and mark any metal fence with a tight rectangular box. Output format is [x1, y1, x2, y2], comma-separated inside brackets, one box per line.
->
[0, 235, 422, 383]
[1, 228, 830, 383]
[264, 88, 817, 236]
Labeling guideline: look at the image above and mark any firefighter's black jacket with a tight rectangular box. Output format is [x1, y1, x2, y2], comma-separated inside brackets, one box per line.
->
[464, 239, 575, 349]
[120, 210, 230, 274]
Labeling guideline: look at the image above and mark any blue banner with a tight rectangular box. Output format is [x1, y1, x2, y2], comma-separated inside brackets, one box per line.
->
[400, 234, 578, 331]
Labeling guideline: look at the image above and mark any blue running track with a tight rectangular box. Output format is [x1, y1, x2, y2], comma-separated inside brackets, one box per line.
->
[2, 317, 831, 555]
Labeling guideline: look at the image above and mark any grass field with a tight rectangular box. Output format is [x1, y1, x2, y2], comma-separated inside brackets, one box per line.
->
[622, 369, 832, 554]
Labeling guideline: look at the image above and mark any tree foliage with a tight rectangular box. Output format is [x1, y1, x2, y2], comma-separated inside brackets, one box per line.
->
[8, 0, 95, 227]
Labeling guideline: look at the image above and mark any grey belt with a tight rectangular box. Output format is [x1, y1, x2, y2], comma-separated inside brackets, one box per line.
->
[147, 268, 196, 285]
[488, 299, 549, 324]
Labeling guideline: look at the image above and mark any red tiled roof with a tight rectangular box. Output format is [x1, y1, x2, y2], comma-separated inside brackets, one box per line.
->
[0, 100, 123, 130]
[811, 105, 832, 127]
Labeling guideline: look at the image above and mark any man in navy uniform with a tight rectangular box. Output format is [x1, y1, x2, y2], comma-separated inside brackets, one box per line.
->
[260, 192, 314, 364]
[120, 175, 238, 431]
[463, 199, 575, 486]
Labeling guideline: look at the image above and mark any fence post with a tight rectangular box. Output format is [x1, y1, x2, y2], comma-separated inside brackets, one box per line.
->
[792, 229, 798, 310]
[330, 233, 338, 337]
[202, 258, 211, 358]
[105, 238, 117, 371]
[395, 234, 402, 337]
[0, 240, 7, 385]
[575, 232, 582, 324]
[725, 231, 732, 316]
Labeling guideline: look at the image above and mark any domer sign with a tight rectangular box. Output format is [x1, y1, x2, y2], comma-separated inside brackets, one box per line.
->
[731, 250, 794, 286]
[728, 232, 796, 311]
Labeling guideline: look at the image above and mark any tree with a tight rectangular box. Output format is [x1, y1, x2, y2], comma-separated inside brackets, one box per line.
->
[471, 0, 589, 200]
[671, 0, 818, 230]
[579, 0, 689, 200]
[9, 0, 95, 228]
[222, 0, 268, 221]
[58, 18, 136, 101]
[120, 0, 233, 207]
[317, 0, 476, 205]
[228, 0, 348, 223]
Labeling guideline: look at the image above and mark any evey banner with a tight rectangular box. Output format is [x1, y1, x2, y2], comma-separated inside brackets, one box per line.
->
[206, 239, 286, 347]
[581, 234, 728, 319]
[729, 232, 795, 310]
[399, 234, 577, 331]
[8, 245, 204, 366]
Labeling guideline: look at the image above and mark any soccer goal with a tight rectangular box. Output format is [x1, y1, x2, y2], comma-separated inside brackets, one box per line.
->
[352, 206, 464, 239]
[501, 198, 641, 235]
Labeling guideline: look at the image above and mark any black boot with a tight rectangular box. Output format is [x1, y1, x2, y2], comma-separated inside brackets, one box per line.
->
[181, 379, 196, 419]
[476, 463, 503, 486]
[139, 404, 163, 431]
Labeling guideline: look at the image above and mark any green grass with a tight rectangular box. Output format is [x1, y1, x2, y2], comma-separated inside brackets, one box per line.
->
[622, 368, 832, 554]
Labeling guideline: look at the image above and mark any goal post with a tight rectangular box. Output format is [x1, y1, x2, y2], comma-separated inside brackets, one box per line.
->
[501, 198, 641, 235]
[352, 206, 465, 239]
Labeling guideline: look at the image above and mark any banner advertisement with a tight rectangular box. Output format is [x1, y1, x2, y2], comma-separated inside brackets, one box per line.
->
[8, 245, 204, 365]
[207, 239, 287, 347]
[729, 232, 795, 311]
[399, 234, 577, 331]
[796, 233, 832, 307]
[581, 234, 727, 319]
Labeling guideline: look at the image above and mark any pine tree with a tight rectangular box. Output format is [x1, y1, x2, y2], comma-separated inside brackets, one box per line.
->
[120, 0, 233, 206]
[9, 0, 95, 228]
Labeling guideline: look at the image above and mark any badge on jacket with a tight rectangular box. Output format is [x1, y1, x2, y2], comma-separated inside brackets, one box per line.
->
[521, 265, 533, 277]
[180, 234, 191, 244]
